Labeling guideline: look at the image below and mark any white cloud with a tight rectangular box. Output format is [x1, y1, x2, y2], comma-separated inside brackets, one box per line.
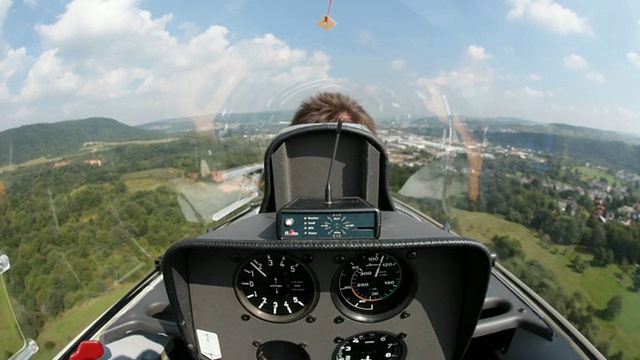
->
[586, 71, 605, 83]
[412, 66, 495, 119]
[418, 67, 493, 90]
[20, 49, 82, 100]
[35, 0, 176, 68]
[0, 0, 11, 32]
[0, 47, 28, 100]
[506, 0, 590, 35]
[0, 47, 26, 80]
[179, 21, 199, 39]
[506, 86, 553, 98]
[1, 0, 336, 130]
[389, 59, 405, 70]
[528, 73, 541, 81]
[523, 86, 546, 97]
[563, 54, 588, 69]
[562, 55, 605, 82]
[467, 45, 492, 60]
[628, 52, 640, 67]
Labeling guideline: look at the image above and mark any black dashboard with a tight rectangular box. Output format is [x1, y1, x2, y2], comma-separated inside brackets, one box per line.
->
[84, 201, 585, 360]
[161, 212, 493, 360]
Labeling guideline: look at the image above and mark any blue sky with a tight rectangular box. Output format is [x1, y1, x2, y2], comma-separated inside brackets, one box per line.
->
[0, 0, 639, 134]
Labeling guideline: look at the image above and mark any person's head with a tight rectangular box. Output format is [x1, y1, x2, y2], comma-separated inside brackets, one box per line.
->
[290, 92, 376, 134]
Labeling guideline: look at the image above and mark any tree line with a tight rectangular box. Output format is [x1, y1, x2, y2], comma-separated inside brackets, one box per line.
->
[0, 133, 265, 341]
[485, 131, 640, 173]
[451, 156, 640, 266]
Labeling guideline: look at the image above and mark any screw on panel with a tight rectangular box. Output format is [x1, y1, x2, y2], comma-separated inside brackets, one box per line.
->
[334, 255, 345, 264]
[303, 254, 313, 263]
[398, 333, 407, 339]
[400, 311, 411, 319]
[333, 316, 344, 324]
[253, 340, 262, 347]
[306, 315, 316, 323]
[231, 254, 241, 262]
[299, 343, 308, 349]
[518, 307, 526, 313]
[334, 337, 344, 344]
[407, 251, 417, 260]
[241, 314, 251, 321]
[180, 320, 186, 326]
[187, 344, 194, 350]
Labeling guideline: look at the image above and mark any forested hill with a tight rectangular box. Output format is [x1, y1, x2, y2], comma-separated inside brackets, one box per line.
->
[0, 117, 161, 166]
[486, 131, 640, 172]
[466, 120, 640, 145]
[138, 110, 294, 134]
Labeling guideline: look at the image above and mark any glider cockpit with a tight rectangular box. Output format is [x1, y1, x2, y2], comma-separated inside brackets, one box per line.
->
[67, 123, 588, 360]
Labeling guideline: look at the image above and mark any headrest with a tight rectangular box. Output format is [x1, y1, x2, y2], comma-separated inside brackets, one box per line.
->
[259, 123, 395, 212]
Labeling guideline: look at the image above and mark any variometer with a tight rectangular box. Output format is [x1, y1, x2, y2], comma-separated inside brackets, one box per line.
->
[235, 253, 318, 323]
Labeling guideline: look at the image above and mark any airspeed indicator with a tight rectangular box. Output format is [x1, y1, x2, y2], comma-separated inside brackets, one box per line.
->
[333, 252, 415, 322]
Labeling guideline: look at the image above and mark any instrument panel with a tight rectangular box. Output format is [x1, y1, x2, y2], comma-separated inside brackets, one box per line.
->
[162, 210, 491, 360]
[164, 240, 490, 360]
[232, 251, 416, 359]
[194, 249, 421, 360]
[234, 251, 415, 326]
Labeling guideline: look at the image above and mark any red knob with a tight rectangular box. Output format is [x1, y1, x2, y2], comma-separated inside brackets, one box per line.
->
[70, 340, 104, 360]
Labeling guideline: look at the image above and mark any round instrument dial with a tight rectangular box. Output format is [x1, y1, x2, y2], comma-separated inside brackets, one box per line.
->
[334, 252, 414, 322]
[320, 215, 355, 238]
[334, 332, 406, 360]
[235, 253, 317, 323]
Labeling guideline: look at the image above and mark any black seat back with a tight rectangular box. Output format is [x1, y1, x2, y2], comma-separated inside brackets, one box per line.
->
[259, 123, 395, 212]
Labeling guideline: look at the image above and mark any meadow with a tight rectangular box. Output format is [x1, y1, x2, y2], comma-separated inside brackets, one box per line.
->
[452, 208, 639, 358]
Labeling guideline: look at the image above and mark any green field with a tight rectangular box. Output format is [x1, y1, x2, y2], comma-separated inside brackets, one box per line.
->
[91, 137, 179, 149]
[574, 166, 616, 184]
[0, 156, 63, 174]
[121, 167, 184, 192]
[0, 278, 24, 358]
[452, 208, 640, 358]
[31, 280, 140, 359]
[0, 137, 179, 175]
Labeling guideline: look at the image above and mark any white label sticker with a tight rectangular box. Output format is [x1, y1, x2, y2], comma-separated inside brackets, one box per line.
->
[196, 329, 222, 360]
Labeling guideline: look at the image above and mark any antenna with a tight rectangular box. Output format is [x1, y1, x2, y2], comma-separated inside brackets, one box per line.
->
[324, 119, 344, 205]
[276, 119, 380, 239]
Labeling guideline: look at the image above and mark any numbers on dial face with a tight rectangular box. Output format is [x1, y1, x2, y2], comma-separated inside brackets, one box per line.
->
[339, 253, 402, 311]
[334, 332, 406, 360]
[235, 253, 317, 323]
[334, 252, 414, 321]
